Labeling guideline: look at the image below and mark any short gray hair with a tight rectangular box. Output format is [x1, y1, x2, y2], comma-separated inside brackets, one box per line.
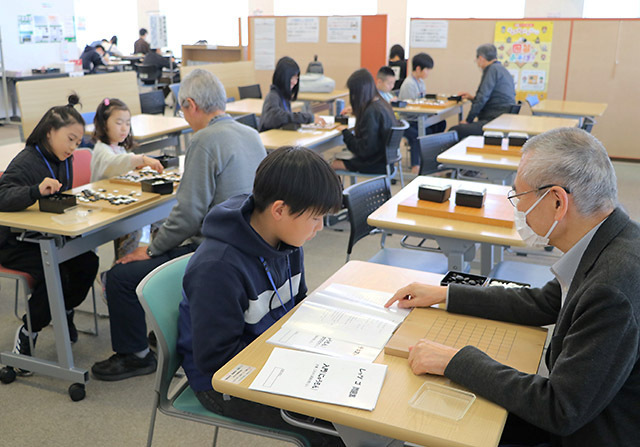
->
[178, 68, 226, 114]
[520, 127, 617, 216]
[476, 44, 497, 61]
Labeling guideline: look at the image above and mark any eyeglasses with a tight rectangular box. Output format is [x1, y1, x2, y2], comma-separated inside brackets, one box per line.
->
[507, 184, 571, 207]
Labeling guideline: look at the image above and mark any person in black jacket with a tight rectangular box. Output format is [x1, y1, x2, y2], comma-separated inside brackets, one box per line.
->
[259, 56, 323, 132]
[331, 68, 398, 174]
[80, 44, 106, 74]
[0, 95, 99, 373]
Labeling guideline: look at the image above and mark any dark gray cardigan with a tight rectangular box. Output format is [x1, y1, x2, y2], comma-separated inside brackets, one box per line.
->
[445, 207, 640, 446]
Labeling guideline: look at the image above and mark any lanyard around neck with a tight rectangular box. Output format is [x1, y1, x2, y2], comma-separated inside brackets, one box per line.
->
[412, 75, 425, 96]
[259, 255, 294, 312]
[35, 145, 69, 188]
[282, 98, 291, 113]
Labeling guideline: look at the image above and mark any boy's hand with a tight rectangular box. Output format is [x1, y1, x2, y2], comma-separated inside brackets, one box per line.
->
[39, 178, 62, 196]
[384, 282, 447, 308]
[458, 92, 474, 100]
[340, 106, 353, 116]
[314, 115, 327, 126]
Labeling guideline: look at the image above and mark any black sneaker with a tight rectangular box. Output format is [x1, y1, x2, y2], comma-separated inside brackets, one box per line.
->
[67, 310, 78, 343]
[91, 352, 157, 381]
[13, 325, 38, 376]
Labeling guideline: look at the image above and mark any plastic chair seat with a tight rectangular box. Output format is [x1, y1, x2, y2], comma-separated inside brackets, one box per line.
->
[368, 248, 449, 274]
[0, 265, 36, 290]
[489, 260, 554, 288]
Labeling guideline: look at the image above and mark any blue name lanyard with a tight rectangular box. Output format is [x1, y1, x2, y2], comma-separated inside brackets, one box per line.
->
[35, 145, 69, 188]
[259, 256, 294, 312]
[413, 75, 425, 97]
[282, 98, 291, 113]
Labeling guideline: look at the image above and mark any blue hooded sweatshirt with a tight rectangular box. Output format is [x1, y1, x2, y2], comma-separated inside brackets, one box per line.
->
[177, 194, 306, 391]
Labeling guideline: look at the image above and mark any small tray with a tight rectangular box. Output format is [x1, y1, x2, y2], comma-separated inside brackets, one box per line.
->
[409, 382, 476, 421]
[38, 193, 77, 214]
[141, 179, 173, 195]
[441, 271, 487, 287]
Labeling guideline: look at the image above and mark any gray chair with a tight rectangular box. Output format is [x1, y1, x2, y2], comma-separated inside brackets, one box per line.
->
[335, 120, 409, 187]
[418, 130, 459, 175]
[342, 176, 449, 273]
[238, 84, 262, 99]
[140, 90, 166, 115]
[508, 104, 522, 114]
[136, 64, 162, 86]
[136, 254, 310, 447]
[234, 113, 259, 131]
[169, 83, 181, 116]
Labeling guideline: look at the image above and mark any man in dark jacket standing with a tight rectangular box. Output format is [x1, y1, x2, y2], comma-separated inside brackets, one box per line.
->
[386, 127, 640, 447]
[450, 43, 516, 139]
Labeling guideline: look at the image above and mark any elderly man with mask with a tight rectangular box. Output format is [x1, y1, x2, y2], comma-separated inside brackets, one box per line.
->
[386, 127, 640, 447]
[91, 68, 266, 381]
[450, 43, 516, 139]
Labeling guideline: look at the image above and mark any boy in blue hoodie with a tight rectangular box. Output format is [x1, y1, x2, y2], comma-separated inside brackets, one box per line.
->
[177, 146, 343, 444]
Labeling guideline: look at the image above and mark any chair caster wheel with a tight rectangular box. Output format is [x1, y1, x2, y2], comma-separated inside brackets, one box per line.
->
[0, 367, 17, 384]
[69, 383, 86, 401]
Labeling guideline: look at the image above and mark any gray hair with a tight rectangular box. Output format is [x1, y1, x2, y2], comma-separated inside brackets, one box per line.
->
[476, 44, 497, 61]
[178, 68, 226, 114]
[520, 127, 617, 216]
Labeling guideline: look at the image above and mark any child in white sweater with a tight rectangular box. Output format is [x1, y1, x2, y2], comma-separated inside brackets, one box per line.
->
[90, 98, 164, 259]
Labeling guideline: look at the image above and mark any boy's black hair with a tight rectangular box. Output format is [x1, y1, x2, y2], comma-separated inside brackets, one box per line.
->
[377, 66, 396, 79]
[272, 56, 300, 101]
[412, 52, 434, 71]
[389, 44, 405, 60]
[139, 28, 148, 36]
[26, 94, 85, 153]
[253, 146, 342, 216]
[92, 98, 136, 150]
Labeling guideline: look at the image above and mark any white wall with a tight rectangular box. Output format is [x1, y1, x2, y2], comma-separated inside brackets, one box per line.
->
[74, 0, 138, 56]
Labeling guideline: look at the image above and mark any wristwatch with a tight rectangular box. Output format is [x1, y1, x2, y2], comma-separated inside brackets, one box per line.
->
[146, 247, 154, 257]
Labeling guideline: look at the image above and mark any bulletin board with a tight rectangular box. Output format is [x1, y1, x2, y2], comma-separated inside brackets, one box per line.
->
[248, 15, 387, 100]
[408, 18, 640, 160]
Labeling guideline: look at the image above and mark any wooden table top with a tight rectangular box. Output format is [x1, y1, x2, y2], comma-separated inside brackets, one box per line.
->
[259, 128, 342, 151]
[0, 179, 175, 237]
[0, 142, 25, 171]
[225, 98, 304, 117]
[297, 89, 349, 102]
[368, 176, 524, 247]
[394, 99, 465, 115]
[437, 136, 521, 171]
[85, 114, 190, 140]
[483, 114, 579, 135]
[213, 261, 545, 447]
[532, 100, 608, 117]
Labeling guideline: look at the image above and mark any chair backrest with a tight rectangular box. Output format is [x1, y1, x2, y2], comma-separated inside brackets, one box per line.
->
[343, 176, 391, 257]
[582, 116, 595, 133]
[169, 83, 181, 115]
[72, 149, 92, 188]
[234, 113, 259, 131]
[136, 254, 193, 405]
[81, 111, 96, 124]
[385, 119, 409, 166]
[137, 64, 161, 84]
[238, 84, 262, 100]
[526, 94, 540, 108]
[140, 90, 166, 115]
[418, 130, 459, 175]
[508, 104, 521, 114]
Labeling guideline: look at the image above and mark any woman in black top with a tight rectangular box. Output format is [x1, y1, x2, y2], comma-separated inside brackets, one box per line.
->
[259, 56, 323, 132]
[332, 69, 398, 174]
[0, 95, 99, 367]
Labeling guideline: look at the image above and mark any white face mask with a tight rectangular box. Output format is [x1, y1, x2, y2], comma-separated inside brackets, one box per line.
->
[513, 189, 558, 247]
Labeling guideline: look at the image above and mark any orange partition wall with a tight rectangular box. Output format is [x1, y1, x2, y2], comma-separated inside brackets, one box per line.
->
[361, 15, 388, 77]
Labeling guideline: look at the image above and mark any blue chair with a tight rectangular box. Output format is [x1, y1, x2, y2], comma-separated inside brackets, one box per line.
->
[136, 254, 310, 447]
[81, 111, 96, 124]
[526, 94, 540, 108]
[489, 260, 554, 289]
[342, 176, 449, 273]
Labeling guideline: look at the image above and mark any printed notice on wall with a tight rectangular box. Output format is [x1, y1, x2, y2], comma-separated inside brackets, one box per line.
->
[287, 17, 319, 43]
[327, 17, 361, 43]
[254, 18, 276, 70]
[410, 20, 448, 49]
[18, 15, 34, 44]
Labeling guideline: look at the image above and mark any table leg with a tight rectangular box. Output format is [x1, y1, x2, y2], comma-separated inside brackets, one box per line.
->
[434, 236, 476, 272]
[481, 243, 504, 276]
[333, 423, 404, 447]
[418, 115, 426, 137]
